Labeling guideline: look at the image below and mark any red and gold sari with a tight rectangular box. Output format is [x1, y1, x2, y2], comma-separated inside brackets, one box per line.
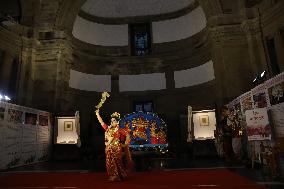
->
[103, 124, 130, 181]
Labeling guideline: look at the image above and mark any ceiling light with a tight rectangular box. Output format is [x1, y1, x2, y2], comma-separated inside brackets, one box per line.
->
[260, 70, 266, 78]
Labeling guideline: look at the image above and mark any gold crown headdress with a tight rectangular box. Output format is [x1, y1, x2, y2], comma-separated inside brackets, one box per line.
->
[111, 112, 120, 120]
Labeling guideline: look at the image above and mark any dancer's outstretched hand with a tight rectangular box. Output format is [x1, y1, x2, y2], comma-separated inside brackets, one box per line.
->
[95, 109, 99, 115]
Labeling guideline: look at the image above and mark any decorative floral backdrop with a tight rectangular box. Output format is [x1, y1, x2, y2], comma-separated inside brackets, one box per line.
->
[119, 112, 167, 148]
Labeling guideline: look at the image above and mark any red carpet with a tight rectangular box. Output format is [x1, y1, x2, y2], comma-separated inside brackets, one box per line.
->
[0, 169, 267, 189]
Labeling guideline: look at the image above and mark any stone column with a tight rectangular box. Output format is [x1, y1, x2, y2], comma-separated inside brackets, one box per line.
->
[209, 24, 253, 103]
[165, 70, 175, 90]
[274, 31, 284, 71]
[111, 75, 119, 94]
[0, 52, 13, 94]
[241, 19, 268, 75]
[50, 38, 74, 113]
[18, 45, 35, 107]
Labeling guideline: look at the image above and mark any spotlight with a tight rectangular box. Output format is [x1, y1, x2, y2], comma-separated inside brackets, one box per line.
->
[260, 70, 266, 78]
[4, 95, 11, 101]
[258, 70, 267, 84]
[252, 76, 259, 86]
[0, 94, 3, 100]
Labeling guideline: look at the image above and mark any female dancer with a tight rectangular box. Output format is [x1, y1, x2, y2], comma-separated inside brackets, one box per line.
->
[95, 109, 132, 181]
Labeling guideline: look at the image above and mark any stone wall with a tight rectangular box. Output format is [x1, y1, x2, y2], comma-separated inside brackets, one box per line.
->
[1, 0, 284, 149]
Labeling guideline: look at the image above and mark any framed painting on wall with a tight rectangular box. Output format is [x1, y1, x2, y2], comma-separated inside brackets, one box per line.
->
[25, 112, 37, 125]
[199, 115, 209, 126]
[64, 121, 73, 131]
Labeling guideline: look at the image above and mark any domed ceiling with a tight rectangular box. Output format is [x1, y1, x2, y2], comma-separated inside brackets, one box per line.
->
[70, 0, 211, 93]
[81, 0, 195, 18]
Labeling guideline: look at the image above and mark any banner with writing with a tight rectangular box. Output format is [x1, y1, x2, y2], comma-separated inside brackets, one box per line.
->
[37, 116, 51, 162]
[245, 108, 271, 141]
[0, 102, 52, 170]
[21, 124, 37, 165]
[0, 117, 5, 169]
[4, 122, 23, 168]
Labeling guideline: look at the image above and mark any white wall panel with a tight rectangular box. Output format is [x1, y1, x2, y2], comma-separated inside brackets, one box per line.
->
[174, 60, 215, 88]
[69, 69, 111, 92]
[72, 16, 128, 46]
[119, 73, 166, 92]
[153, 6, 206, 43]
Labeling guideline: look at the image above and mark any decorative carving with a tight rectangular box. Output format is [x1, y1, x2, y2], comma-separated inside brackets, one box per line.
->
[209, 25, 247, 43]
[241, 19, 260, 35]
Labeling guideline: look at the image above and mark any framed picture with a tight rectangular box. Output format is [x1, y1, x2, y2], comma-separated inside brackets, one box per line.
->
[25, 112, 37, 125]
[199, 115, 209, 126]
[64, 121, 73, 131]
[268, 83, 284, 106]
[39, 115, 49, 126]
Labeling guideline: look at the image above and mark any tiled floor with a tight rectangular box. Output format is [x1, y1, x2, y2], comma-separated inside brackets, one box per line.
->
[1, 156, 284, 189]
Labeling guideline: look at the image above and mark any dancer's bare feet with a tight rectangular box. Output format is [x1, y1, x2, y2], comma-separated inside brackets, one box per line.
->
[108, 176, 121, 182]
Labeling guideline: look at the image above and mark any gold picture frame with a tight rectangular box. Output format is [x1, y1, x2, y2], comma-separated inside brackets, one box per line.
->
[199, 115, 209, 126]
[64, 121, 73, 131]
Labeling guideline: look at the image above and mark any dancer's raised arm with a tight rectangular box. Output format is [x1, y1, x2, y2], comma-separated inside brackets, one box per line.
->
[95, 109, 107, 130]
